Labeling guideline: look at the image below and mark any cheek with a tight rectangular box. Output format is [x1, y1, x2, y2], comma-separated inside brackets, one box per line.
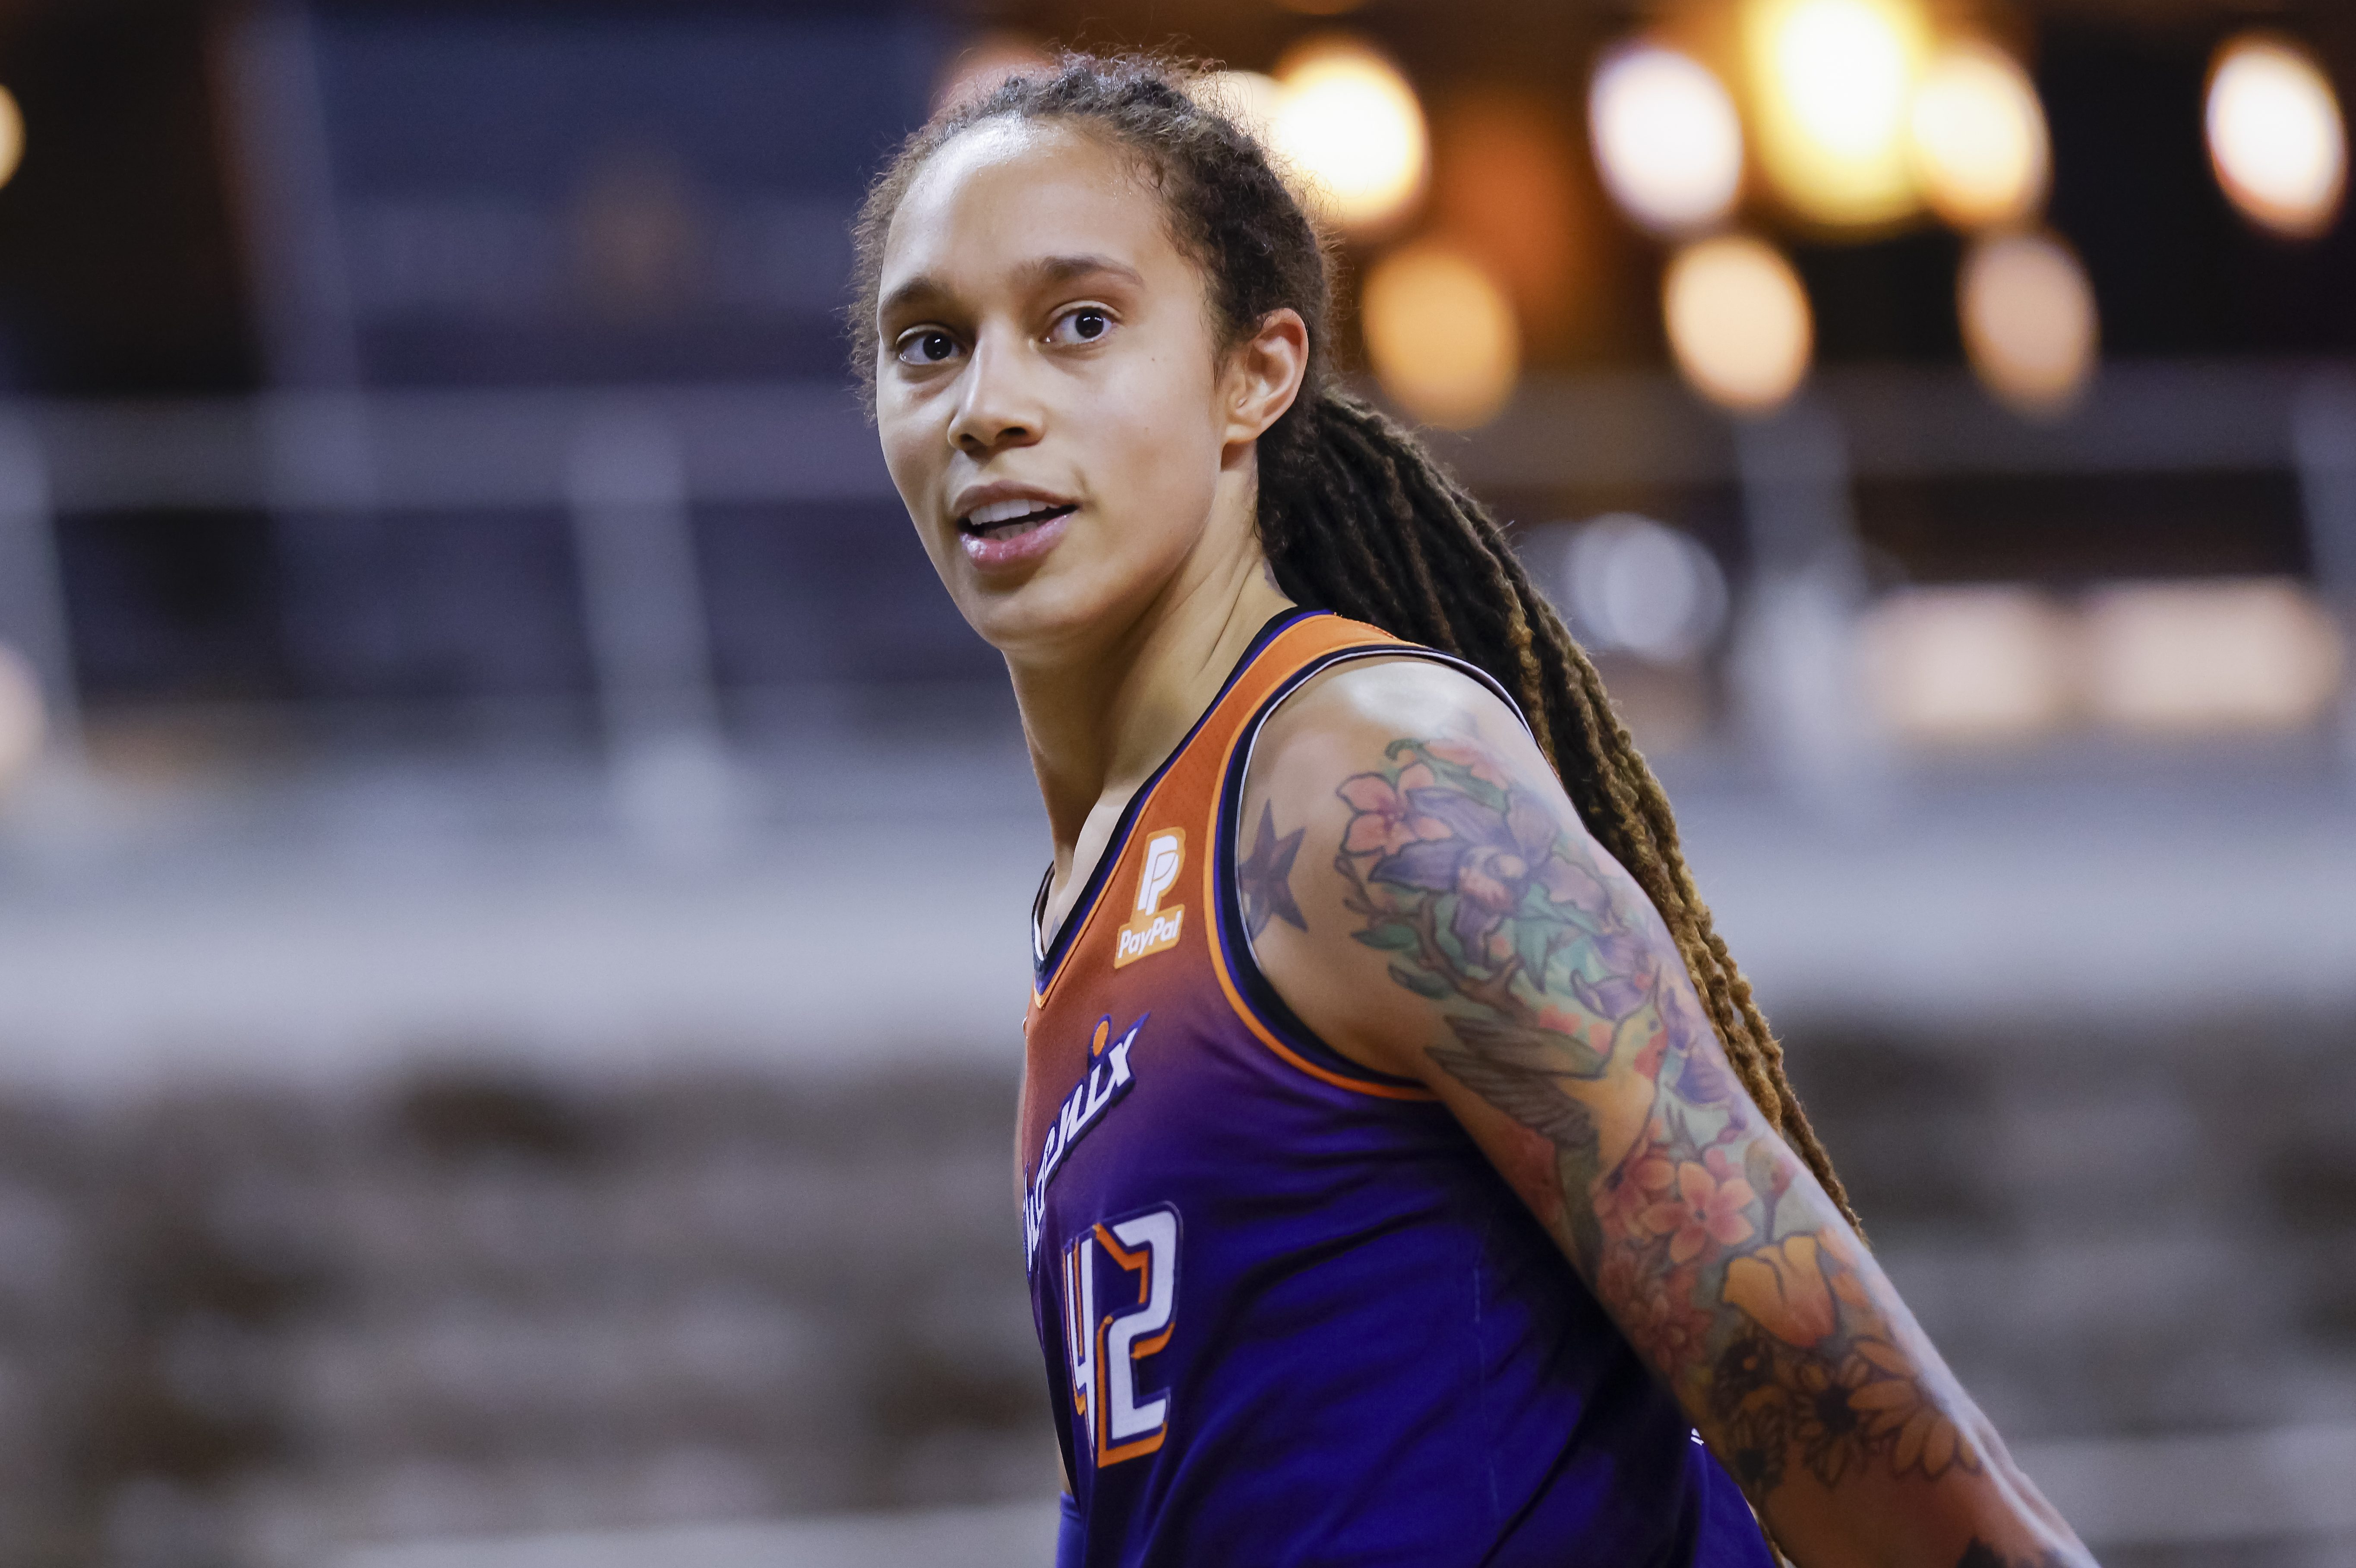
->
[877, 394, 946, 512]
[1083, 360, 1225, 528]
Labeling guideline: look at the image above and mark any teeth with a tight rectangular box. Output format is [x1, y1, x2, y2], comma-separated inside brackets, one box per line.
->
[967, 498, 1059, 528]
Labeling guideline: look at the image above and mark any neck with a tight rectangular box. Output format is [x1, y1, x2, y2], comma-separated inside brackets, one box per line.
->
[1009, 537, 1292, 860]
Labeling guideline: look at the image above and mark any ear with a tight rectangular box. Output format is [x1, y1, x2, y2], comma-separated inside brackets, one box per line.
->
[1220, 308, 1311, 448]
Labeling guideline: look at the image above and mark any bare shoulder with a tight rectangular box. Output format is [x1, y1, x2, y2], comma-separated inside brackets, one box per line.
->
[1252, 653, 1526, 757]
[1242, 654, 1544, 822]
[1235, 654, 1616, 1082]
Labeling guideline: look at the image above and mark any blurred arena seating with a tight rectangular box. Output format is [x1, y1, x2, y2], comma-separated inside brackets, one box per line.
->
[0, 1063, 1052, 1563]
[0, 1005, 2340, 1564]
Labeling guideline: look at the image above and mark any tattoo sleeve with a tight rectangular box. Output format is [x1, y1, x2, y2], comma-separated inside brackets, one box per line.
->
[1329, 731, 2089, 1559]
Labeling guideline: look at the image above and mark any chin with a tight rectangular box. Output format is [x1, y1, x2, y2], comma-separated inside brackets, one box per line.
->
[954, 555, 1155, 661]
[958, 577, 1105, 658]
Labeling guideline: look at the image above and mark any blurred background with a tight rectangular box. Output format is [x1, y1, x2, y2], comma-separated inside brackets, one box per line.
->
[0, 0, 2349, 1562]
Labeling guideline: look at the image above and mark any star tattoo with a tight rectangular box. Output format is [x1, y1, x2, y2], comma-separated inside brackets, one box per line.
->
[1238, 801, 1307, 937]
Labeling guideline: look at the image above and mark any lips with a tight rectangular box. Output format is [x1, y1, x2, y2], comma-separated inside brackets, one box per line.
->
[959, 496, 1077, 539]
[952, 492, 1077, 570]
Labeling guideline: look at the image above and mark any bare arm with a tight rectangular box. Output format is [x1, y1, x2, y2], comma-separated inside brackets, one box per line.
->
[1239, 661, 2088, 1568]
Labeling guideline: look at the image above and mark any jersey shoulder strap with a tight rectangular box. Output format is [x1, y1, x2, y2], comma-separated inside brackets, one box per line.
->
[1194, 613, 1531, 1097]
[1029, 612, 1392, 1006]
[1029, 610, 1528, 1010]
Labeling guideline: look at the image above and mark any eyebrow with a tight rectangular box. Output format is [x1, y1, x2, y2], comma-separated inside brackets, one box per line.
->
[1024, 253, 1144, 290]
[876, 253, 1145, 322]
[877, 274, 948, 322]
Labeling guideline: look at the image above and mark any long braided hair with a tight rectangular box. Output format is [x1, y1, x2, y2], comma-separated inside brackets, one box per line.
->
[850, 54, 1855, 1226]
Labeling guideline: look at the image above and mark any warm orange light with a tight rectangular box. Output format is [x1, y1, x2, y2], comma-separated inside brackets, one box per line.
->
[1909, 42, 2050, 230]
[1361, 241, 1519, 429]
[1271, 35, 1428, 236]
[0, 89, 22, 192]
[1193, 69, 1284, 145]
[1434, 93, 1583, 342]
[1743, 0, 1931, 228]
[1958, 231, 2098, 415]
[1589, 43, 1744, 236]
[1663, 235, 1813, 413]
[2206, 34, 2348, 239]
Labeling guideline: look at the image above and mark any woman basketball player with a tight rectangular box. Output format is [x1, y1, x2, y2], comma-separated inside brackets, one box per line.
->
[854, 54, 2088, 1568]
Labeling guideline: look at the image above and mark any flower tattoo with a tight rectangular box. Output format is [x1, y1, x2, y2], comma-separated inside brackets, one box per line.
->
[1328, 728, 2041, 1543]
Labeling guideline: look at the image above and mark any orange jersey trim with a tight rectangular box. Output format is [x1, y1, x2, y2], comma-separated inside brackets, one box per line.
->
[1026, 612, 1468, 1102]
[1199, 647, 1440, 1103]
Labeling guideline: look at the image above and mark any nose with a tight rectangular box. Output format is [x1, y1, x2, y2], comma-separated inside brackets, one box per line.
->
[948, 330, 1044, 459]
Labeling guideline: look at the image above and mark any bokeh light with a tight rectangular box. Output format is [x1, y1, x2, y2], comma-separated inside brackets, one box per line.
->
[1860, 586, 2073, 742]
[1909, 42, 2050, 230]
[1193, 69, 1284, 146]
[1433, 92, 1584, 344]
[1662, 233, 1813, 413]
[1561, 515, 1730, 664]
[1271, 35, 1429, 236]
[1959, 230, 2099, 415]
[1743, 0, 1930, 228]
[1866, 580, 2346, 740]
[0, 642, 45, 790]
[1588, 44, 1744, 236]
[0, 88, 22, 192]
[2205, 34, 2348, 240]
[2082, 579, 2344, 732]
[1361, 241, 1519, 429]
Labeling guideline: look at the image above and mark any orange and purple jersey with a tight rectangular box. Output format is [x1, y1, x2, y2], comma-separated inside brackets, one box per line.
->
[1020, 611, 1770, 1565]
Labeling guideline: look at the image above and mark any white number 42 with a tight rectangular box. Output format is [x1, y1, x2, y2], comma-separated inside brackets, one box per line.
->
[1061, 1205, 1179, 1468]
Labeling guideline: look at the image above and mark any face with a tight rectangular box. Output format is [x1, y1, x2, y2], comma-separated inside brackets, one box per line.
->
[872, 120, 1303, 661]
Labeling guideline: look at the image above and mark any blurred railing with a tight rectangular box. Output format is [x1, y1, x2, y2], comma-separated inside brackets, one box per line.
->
[1, 361, 2351, 801]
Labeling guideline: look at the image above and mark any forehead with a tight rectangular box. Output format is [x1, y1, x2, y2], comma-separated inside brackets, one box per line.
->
[880, 119, 1181, 293]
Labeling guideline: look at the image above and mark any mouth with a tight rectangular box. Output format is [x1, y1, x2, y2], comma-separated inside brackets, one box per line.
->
[954, 496, 1078, 569]
[956, 497, 1079, 543]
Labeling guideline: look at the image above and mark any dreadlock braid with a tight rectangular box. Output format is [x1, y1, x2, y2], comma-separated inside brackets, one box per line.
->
[1270, 395, 1855, 1224]
[848, 52, 1856, 1229]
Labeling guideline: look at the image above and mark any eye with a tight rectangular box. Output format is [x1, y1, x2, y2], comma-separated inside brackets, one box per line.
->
[894, 328, 963, 367]
[1049, 306, 1113, 346]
